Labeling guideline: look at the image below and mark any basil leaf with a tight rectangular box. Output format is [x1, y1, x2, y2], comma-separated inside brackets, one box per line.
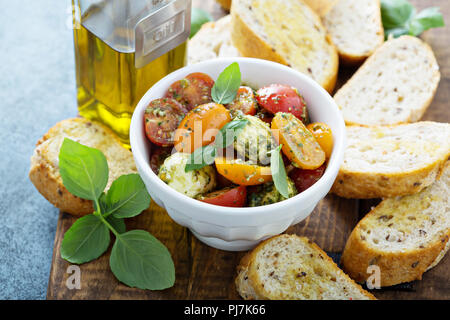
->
[61, 214, 110, 264]
[185, 144, 216, 172]
[59, 138, 108, 201]
[110, 230, 175, 290]
[381, 0, 415, 29]
[106, 215, 126, 234]
[381, 0, 445, 39]
[270, 145, 289, 199]
[409, 7, 444, 36]
[211, 62, 242, 104]
[215, 119, 249, 149]
[190, 8, 212, 38]
[102, 174, 151, 219]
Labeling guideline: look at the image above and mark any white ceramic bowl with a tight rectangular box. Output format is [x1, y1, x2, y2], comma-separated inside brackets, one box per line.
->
[130, 58, 345, 251]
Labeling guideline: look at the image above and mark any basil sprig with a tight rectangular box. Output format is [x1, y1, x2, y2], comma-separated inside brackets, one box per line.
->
[59, 138, 175, 290]
[269, 145, 289, 199]
[381, 0, 444, 39]
[185, 118, 248, 172]
[211, 62, 242, 104]
[190, 8, 212, 38]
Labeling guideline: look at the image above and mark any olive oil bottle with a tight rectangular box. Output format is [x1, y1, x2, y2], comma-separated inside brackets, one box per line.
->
[72, 0, 191, 146]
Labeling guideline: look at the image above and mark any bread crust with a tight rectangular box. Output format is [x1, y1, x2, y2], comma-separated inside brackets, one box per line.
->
[341, 215, 450, 287]
[325, 0, 384, 65]
[334, 35, 440, 126]
[230, 1, 338, 93]
[29, 117, 135, 216]
[331, 157, 447, 198]
[237, 234, 376, 300]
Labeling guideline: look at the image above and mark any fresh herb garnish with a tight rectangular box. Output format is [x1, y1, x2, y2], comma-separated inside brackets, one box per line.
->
[270, 145, 289, 198]
[190, 8, 213, 39]
[185, 62, 247, 172]
[59, 138, 175, 290]
[381, 0, 445, 39]
[211, 62, 242, 105]
[185, 119, 248, 172]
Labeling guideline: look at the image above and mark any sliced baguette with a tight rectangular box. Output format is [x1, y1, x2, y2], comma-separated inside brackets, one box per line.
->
[323, 0, 384, 64]
[341, 163, 450, 286]
[331, 122, 450, 199]
[334, 35, 440, 126]
[218, 0, 338, 17]
[235, 234, 376, 300]
[303, 0, 339, 17]
[29, 118, 137, 216]
[230, 0, 339, 93]
[188, 15, 241, 65]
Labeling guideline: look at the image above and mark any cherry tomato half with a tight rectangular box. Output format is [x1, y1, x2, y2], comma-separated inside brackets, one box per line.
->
[144, 98, 187, 146]
[215, 157, 272, 186]
[255, 109, 274, 125]
[149, 146, 172, 174]
[197, 186, 247, 207]
[174, 103, 231, 153]
[226, 86, 258, 115]
[256, 84, 308, 123]
[289, 164, 326, 193]
[271, 112, 325, 170]
[307, 122, 333, 159]
[165, 72, 214, 110]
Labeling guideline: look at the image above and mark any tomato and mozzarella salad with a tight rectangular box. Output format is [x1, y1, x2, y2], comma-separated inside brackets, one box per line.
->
[144, 66, 333, 208]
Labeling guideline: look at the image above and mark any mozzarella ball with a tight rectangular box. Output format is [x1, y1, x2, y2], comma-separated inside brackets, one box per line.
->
[158, 152, 216, 198]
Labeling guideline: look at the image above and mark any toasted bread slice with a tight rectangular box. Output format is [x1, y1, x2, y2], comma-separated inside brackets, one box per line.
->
[188, 15, 241, 65]
[303, 0, 338, 17]
[341, 163, 450, 286]
[235, 234, 376, 300]
[230, 0, 339, 93]
[331, 122, 450, 199]
[323, 0, 384, 64]
[219, 0, 338, 16]
[29, 118, 137, 216]
[334, 36, 440, 126]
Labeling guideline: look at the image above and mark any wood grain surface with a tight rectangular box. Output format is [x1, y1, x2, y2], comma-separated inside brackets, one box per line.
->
[46, 0, 450, 300]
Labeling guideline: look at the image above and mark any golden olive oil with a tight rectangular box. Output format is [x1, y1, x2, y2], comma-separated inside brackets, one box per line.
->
[73, 23, 187, 147]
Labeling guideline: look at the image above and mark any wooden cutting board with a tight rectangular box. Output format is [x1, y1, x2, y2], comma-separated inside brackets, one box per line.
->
[47, 0, 450, 300]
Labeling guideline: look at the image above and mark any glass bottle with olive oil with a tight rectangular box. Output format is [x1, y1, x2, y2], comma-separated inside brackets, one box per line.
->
[72, 0, 191, 146]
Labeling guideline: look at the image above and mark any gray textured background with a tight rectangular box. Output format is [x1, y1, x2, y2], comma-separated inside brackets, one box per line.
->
[0, 0, 77, 299]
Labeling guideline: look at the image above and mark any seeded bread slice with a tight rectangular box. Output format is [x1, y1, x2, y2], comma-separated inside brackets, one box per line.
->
[230, 0, 339, 93]
[29, 118, 137, 216]
[303, 0, 338, 17]
[188, 15, 241, 65]
[334, 35, 440, 126]
[235, 234, 376, 300]
[341, 163, 450, 286]
[323, 0, 384, 64]
[331, 122, 450, 199]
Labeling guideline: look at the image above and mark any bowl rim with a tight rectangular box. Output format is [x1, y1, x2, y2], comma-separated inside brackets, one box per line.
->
[130, 57, 346, 217]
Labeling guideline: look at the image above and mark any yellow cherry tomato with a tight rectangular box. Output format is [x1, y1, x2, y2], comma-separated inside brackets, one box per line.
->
[214, 157, 272, 186]
[271, 112, 325, 170]
[306, 122, 333, 159]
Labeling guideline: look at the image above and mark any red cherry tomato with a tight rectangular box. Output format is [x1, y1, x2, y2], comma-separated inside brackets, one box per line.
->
[255, 109, 273, 125]
[144, 98, 187, 147]
[165, 72, 214, 110]
[197, 186, 247, 207]
[149, 146, 172, 174]
[226, 86, 258, 115]
[289, 164, 326, 193]
[256, 84, 308, 123]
